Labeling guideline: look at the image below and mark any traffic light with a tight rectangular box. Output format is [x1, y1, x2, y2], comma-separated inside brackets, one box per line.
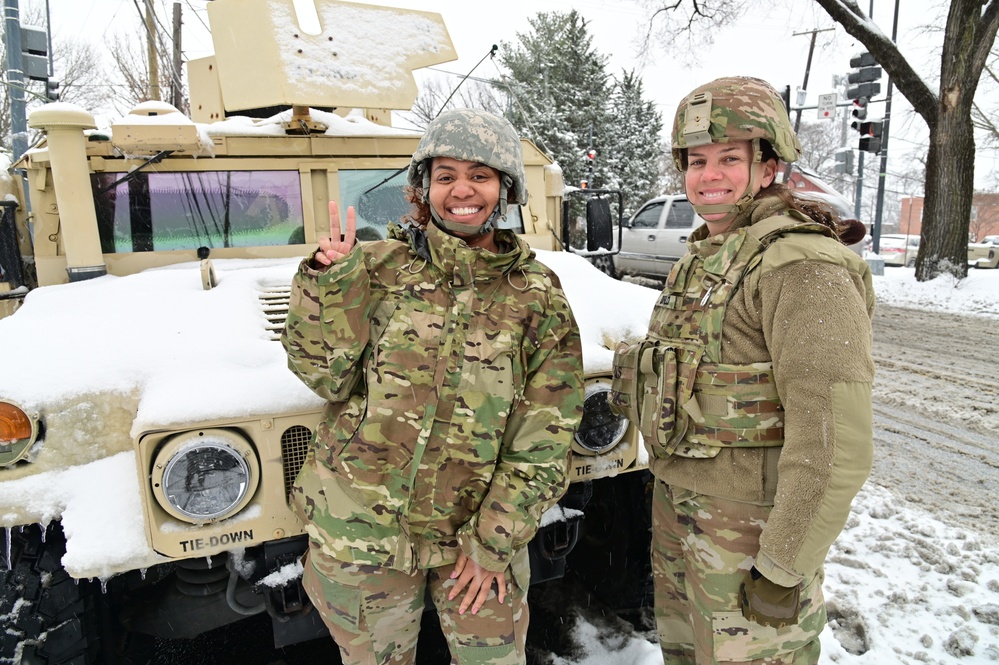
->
[857, 120, 883, 154]
[834, 149, 854, 175]
[851, 96, 869, 124]
[45, 79, 60, 102]
[585, 149, 596, 161]
[847, 52, 882, 101]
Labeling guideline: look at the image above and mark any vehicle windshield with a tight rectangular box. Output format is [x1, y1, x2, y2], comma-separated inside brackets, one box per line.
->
[92, 170, 305, 252]
[91, 168, 420, 252]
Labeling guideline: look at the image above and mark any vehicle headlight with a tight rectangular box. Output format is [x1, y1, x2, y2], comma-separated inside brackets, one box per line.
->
[573, 382, 629, 455]
[151, 429, 259, 523]
[0, 401, 39, 467]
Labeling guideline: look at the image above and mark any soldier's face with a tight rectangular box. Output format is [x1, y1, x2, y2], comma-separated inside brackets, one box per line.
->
[429, 157, 502, 229]
[685, 141, 776, 225]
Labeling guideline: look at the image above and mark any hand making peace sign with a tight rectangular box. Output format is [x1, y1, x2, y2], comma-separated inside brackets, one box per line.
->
[314, 201, 357, 266]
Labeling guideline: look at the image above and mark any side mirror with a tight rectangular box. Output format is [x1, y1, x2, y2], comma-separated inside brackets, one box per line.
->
[586, 197, 613, 251]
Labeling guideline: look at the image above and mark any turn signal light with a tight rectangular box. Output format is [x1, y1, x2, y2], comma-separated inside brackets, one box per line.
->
[0, 402, 32, 443]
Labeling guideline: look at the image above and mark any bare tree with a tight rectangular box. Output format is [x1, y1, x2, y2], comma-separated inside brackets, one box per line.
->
[796, 119, 846, 177]
[406, 75, 506, 129]
[656, 142, 686, 195]
[100, 0, 187, 116]
[640, 0, 999, 281]
[2, 21, 110, 154]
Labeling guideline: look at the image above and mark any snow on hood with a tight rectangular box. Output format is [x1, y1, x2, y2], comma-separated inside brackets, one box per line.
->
[0, 249, 658, 577]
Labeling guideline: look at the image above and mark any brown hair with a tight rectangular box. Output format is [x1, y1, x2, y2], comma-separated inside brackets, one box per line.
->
[402, 185, 431, 229]
[759, 141, 867, 246]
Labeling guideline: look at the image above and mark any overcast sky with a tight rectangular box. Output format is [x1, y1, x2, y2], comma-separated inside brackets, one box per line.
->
[47, 0, 994, 190]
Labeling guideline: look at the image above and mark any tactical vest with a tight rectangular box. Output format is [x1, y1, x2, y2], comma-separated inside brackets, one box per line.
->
[610, 213, 834, 460]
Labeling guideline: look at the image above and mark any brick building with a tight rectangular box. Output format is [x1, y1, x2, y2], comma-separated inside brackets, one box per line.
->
[901, 194, 999, 240]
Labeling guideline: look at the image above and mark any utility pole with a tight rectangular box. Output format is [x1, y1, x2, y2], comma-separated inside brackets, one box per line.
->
[145, 0, 159, 101]
[784, 28, 834, 182]
[171, 1, 183, 109]
[857, 0, 875, 234]
[791, 27, 834, 134]
[4, 0, 28, 160]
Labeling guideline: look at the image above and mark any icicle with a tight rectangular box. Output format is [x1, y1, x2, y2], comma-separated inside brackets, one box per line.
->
[139, 568, 148, 581]
[5, 526, 11, 571]
[100, 578, 108, 594]
[39, 523, 46, 544]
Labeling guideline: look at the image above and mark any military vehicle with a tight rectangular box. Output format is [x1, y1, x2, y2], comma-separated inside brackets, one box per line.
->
[0, 1, 652, 661]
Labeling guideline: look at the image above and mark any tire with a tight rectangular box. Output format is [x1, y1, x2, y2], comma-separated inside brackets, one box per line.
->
[590, 255, 617, 279]
[565, 472, 653, 610]
[0, 523, 100, 664]
[0, 523, 152, 665]
[906, 257, 916, 268]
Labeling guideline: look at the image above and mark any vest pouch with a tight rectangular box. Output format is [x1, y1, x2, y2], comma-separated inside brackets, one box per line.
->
[639, 344, 677, 459]
[609, 340, 645, 423]
[660, 343, 705, 457]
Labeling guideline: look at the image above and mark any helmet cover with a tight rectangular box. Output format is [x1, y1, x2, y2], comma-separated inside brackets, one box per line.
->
[671, 76, 801, 171]
[407, 108, 528, 205]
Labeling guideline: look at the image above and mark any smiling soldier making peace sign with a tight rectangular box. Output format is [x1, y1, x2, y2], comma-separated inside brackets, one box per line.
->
[282, 108, 584, 665]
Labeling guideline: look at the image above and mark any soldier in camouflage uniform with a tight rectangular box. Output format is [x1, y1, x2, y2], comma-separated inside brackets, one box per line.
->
[282, 107, 584, 665]
[610, 77, 874, 664]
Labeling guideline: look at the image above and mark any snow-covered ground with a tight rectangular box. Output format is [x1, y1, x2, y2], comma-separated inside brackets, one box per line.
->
[550, 265, 999, 665]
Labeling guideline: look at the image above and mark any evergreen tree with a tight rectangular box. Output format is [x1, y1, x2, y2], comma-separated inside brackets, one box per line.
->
[603, 70, 664, 216]
[499, 10, 611, 192]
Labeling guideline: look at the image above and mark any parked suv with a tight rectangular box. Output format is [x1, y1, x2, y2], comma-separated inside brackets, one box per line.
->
[612, 194, 701, 280]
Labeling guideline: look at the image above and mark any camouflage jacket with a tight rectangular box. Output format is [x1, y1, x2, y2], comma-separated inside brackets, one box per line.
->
[619, 196, 874, 586]
[282, 221, 583, 574]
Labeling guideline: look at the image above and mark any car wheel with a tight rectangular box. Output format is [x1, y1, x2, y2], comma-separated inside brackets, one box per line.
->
[1, 523, 101, 664]
[0, 523, 151, 665]
[590, 255, 618, 279]
[906, 257, 916, 268]
[566, 472, 653, 611]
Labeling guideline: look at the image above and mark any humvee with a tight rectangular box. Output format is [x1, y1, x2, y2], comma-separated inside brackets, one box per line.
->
[0, 1, 653, 661]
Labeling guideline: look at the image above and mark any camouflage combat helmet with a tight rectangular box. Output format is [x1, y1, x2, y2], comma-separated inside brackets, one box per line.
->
[407, 108, 527, 236]
[670, 76, 801, 171]
[671, 76, 800, 224]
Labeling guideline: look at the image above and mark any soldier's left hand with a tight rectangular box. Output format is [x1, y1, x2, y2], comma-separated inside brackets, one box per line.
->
[448, 552, 506, 615]
[739, 566, 800, 628]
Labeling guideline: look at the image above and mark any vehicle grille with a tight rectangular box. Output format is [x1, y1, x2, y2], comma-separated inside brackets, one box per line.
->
[281, 425, 313, 496]
[259, 286, 291, 341]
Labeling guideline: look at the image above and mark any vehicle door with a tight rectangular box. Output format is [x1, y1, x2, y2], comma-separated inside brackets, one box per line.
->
[648, 198, 697, 276]
[617, 199, 666, 276]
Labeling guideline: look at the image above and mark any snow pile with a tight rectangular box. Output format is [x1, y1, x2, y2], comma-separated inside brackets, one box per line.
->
[821, 483, 999, 663]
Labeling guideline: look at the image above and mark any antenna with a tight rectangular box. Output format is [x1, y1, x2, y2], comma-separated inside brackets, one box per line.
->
[434, 44, 498, 118]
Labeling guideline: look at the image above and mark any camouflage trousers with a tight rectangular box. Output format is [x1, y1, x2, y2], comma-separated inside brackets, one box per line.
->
[651, 479, 825, 664]
[303, 541, 529, 665]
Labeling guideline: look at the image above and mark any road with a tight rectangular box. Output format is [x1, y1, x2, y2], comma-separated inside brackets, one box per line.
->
[867, 304, 999, 540]
[156, 304, 999, 664]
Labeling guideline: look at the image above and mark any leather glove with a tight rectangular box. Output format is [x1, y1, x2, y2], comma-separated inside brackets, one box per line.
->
[739, 566, 800, 628]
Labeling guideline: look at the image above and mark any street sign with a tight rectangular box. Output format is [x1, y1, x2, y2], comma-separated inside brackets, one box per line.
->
[817, 93, 837, 119]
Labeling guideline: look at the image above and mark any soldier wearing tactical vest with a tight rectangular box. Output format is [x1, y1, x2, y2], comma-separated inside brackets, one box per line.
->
[610, 76, 874, 663]
[282, 108, 584, 665]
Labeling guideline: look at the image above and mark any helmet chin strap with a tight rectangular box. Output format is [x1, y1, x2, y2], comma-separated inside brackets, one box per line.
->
[430, 205, 500, 236]
[690, 139, 764, 227]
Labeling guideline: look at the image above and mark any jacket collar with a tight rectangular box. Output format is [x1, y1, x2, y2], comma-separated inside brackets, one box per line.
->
[388, 221, 534, 286]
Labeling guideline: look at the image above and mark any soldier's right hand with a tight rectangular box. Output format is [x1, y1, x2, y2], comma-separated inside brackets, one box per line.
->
[315, 201, 356, 266]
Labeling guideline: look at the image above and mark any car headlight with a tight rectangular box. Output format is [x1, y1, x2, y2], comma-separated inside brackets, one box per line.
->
[151, 429, 259, 523]
[573, 382, 629, 455]
[0, 401, 39, 467]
